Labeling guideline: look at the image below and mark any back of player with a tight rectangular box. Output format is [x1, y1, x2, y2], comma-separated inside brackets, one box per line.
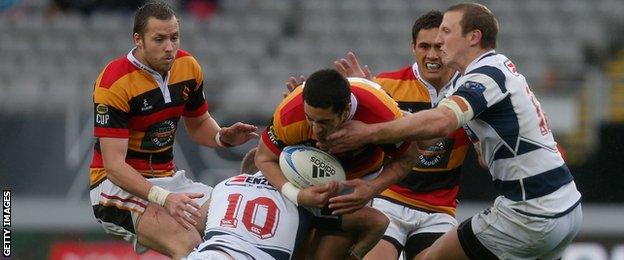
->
[188, 173, 310, 260]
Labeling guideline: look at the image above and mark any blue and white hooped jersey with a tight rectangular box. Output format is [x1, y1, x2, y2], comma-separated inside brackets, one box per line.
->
[194, 172, 310, 260]
[448, 51, 581, 216]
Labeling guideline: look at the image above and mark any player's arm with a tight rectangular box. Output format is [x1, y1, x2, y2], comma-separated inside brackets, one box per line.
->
[184, 112, 258, 148]
[328, 143, 419, 215]
[99, 137, 202, 230]
[325, 101, 463, 154]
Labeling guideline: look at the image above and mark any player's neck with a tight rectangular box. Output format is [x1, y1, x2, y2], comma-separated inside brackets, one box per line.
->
[430, 70, 456, 92]
[459, 48, 492, 74]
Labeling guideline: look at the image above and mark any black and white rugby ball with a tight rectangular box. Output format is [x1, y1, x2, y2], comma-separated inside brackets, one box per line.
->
[279, 145, 346, 189]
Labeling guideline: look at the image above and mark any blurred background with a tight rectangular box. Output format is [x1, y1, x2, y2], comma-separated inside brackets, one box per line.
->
[1, 0, 623, 259]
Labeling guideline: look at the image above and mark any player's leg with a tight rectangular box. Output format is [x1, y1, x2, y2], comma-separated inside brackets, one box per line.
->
[193, 198, 210, 234]
[136, 202, 204, 259]
[311, 229, 356, 260]
[405, 211, 458, 259]
[364, 239, 400, 260]
[414, 227, 469, 260]
[404, 233, 444, 260]
[341, 206, 390, 258]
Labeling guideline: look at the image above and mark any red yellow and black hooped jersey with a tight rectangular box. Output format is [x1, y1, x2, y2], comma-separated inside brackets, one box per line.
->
[89, 49, 208, 189]
[374, 65, 469, 216]
[261, 78, 411, 180]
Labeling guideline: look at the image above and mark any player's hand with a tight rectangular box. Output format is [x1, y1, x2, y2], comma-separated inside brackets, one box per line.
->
[219, 122, 259, 146]
[298, 181, 339, 208]
[328, 179, 375, 215]
[163, 192, 204, 230]
[334, 52, 372, 80]
[282, 75, 306, 98]
[318, 120, 371, 154]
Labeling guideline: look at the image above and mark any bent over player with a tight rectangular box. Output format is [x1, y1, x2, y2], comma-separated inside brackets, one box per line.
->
[256, 69, 418, 259]
[88, 2, 257, 258]
[325, 3, 582, 260]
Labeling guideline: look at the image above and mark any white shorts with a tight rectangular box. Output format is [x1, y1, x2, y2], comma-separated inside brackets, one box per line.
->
[372, 198, 457, 247]
[186, 249, 234, 260]
[462, 196, 582, 260]
[89, 170, 212, 253]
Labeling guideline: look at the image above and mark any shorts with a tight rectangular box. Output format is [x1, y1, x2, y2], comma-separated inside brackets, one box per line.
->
[372, 198, 457, 253]
[458, 196, 582, 260]
[90, 170, 213, 253]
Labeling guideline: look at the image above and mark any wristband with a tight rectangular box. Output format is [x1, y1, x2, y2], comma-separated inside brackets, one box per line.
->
[281, 182, 300, 206]
[215, 131, 233, 148]
[147, 185, 171, 207]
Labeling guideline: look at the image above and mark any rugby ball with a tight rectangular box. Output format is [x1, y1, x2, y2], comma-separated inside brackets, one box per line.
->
[279, 145, 346, 189]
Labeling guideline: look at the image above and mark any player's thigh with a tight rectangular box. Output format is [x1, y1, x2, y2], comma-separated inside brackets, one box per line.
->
[136, 203, 202, 254]
[364, 239, 400, 260]
[416, 227, 469, 260]
[311, 229, 356, 260]
[193, 199, 211, 234]
[404, 232, 444, 260]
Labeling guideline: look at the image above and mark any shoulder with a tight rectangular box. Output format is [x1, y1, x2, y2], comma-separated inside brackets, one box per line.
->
[97, 57, 137, 89]
[375, 66, 415, 81]
[464, 54, 516, 92]
[173, 49, 201, 69]
[274, 88, 305, 127]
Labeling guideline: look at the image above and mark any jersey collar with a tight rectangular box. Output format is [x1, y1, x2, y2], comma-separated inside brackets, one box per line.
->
[412, 62, 459, 106]
[127, 48, 173, 103]
[464, 50, 496, 75]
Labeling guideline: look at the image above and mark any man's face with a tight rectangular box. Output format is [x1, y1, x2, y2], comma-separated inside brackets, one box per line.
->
[134, 16, 179, 74]
[436, 11, 470, 71]
[412, 27, 447, 83]
[303, 102, 348, 142]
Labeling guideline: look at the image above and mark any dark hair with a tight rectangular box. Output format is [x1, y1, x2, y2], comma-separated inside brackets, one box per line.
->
[241, 147, 258, 174]
[133, 1, 176, 36]
[303, 69, 350, 114]
[446, 3, 498, 49]
[411, 10, 443, 42]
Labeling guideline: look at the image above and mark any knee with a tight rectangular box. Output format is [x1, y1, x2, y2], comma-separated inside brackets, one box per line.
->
[369, 211, 389, 235]
[177, 229, 202, 253]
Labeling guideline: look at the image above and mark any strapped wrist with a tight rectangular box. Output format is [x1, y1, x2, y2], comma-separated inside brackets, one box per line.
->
[147, 185, 171, 207]
[281, 182, 300, 206]
[215, 131, 233, 148]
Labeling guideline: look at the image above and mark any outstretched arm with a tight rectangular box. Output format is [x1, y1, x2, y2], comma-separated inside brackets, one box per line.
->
[184, 112, 258, 148]
[324, 106, 459, 154]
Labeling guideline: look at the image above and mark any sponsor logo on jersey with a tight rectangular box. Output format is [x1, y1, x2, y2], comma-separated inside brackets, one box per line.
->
[310, 156, 336, 178]
[95, 104, 110, 126]
[151, 120, 176, 147]
[419, 140, 447, 167]
[461, 81, 486, 94]
[141, 99, 153, 111]
[225, 175, 276, 190]
[96, 104, 108, 115]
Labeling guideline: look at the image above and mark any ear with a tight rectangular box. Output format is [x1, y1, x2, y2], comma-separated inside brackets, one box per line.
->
[469, 29, 482, 47]
[133, 33, 142, 47]
[342, 102, 352, 121]
[411, 41, 417, 55]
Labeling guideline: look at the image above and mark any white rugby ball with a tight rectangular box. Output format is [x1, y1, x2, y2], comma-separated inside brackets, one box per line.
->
[279, 145, 346, 189]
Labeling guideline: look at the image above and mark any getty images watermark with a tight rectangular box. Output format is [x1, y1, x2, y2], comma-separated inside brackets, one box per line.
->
[3, 189, 10, 257]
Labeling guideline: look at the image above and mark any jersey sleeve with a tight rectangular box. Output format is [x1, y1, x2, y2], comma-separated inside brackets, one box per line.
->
[452, 67, 509, 118]
[261, 91, 308, 156]
[378, 108, 411, 158]
[183, 56, 209, 117]
[93, 85, 130, 138]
